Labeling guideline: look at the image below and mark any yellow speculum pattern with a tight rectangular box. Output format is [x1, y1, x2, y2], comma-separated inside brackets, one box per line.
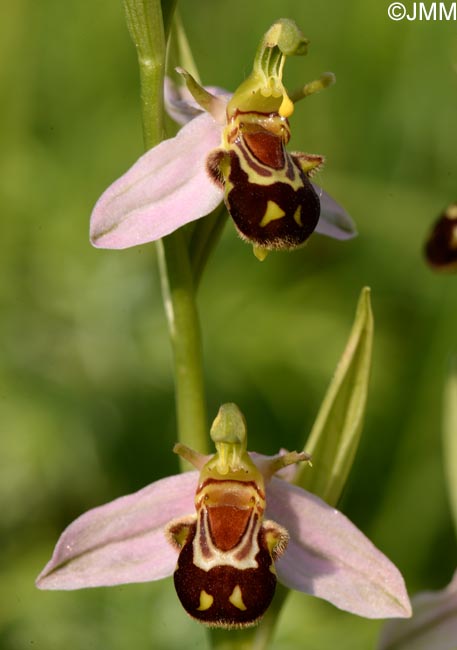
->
[293, 206, 302, 226]
[197, 590, 214, 611]
[260, 201, 286, 227]
[229, 585, 248, 611]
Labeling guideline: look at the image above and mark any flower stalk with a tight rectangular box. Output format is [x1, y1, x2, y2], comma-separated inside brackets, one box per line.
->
[123, 0, 166, 146]
[123, 0, 209, 459]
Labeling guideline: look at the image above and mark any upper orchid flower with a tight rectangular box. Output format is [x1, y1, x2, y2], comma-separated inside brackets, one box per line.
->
[37, 404, 411, 629]
[90, 19, 356, 260]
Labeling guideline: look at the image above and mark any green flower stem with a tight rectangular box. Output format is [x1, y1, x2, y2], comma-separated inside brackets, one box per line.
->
[208, 602, 284, 650]
[251, 585, 289, 650]
[123, 0, 166, 145]
[209, 627, 257, 650]
[190, 206, 228, 287]
[156, 236, 209, 462]
[208, 582, 288, 649]
[123, 0, 209, 460]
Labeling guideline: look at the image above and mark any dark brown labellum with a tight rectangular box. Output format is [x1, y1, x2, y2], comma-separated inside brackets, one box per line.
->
[225, 150, 320, 250]
[166, 476, 288, 629]
[173, 522, 277, 629]
[207, 112, 324, 253]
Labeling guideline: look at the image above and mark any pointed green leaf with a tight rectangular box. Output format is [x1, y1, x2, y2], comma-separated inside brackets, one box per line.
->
[443, 357, 457, 535]
[296, 286, 374, 506]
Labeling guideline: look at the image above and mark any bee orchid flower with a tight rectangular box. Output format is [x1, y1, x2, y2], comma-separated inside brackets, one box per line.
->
[37, 404, 411, 629]
[90, 19, 357, 260]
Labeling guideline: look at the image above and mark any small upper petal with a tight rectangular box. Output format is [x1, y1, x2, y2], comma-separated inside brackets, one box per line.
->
[164, 76, 203, 125]
[164, 76, 230, 126]
[378, 570, 457, 650]
[250, 450, 305, 483]
[266, 477, 411, 619]
[313, 184, 358, 240]
[36, 471, 198, 590]
[90, 112, 224, 249]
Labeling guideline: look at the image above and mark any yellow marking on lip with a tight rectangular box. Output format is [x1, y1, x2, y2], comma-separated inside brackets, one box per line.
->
[293, 206, 302, 226]
[197, 590, 214, 611]
[260, 201, 286, 227]
[229, 585, 247, 611]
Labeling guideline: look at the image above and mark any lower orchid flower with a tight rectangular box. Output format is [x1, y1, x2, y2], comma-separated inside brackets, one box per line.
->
[37, 404, 411, 629]
[90, 19, 357, 260]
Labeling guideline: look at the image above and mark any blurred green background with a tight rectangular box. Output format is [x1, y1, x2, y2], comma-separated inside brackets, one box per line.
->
[1, 1, 456, 648]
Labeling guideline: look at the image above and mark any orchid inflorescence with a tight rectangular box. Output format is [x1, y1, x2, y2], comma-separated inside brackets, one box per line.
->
[37, 15, 413, 640]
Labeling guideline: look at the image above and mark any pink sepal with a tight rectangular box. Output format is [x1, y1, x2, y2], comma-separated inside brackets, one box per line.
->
[267, 477, 411, 619]
[314, 185, 357, 240]
[90, 113, 223, 249]
[36, 472, 198, 590]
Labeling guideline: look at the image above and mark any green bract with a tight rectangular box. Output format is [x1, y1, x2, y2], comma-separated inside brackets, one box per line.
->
[297, 287, 374, 506]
